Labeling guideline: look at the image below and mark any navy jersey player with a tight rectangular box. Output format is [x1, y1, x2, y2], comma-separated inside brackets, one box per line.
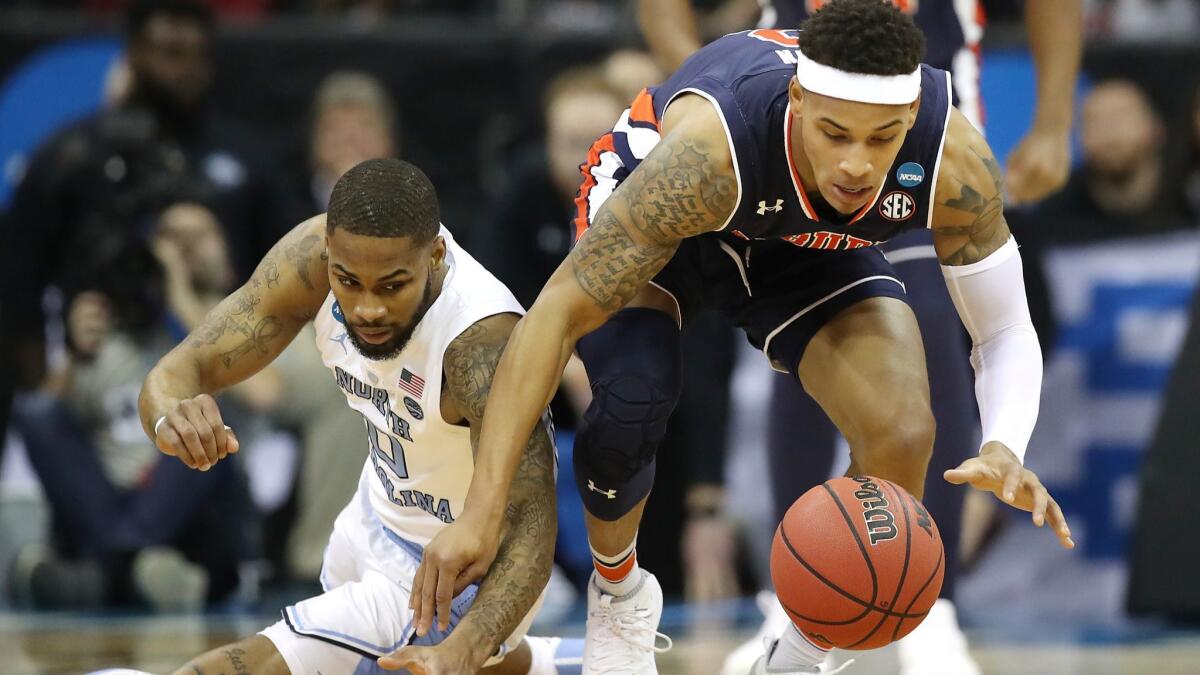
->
[638, 1, 1081, 674]
[411, 2, 1073, 674]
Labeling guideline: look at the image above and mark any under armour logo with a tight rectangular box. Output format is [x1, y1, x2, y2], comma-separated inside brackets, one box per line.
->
[587, 480, 617, 499]
[758, 199, 784, 215]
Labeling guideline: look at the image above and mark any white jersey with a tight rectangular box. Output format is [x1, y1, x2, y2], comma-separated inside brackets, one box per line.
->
[312, 226, 524, 547]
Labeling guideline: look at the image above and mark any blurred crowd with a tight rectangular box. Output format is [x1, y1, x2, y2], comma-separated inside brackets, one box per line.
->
[0, 0, 1199, 622]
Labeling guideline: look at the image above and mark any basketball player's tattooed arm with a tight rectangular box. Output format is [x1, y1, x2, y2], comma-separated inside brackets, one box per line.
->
[387, 312, 556, 670]
[931, 110, 1074, 549]
[138, 216, 331, 471]
[460, 97, 738, 560]
[931, 108, 1011, 266]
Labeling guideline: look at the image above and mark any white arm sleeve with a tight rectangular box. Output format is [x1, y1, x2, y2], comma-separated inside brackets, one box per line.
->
[940, 236, 1042, 463]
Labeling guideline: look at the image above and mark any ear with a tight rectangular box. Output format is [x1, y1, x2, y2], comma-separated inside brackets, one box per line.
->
[789, 77, 805, 114]
[431, 236, 447, 269]
[906, 93, 922, 129]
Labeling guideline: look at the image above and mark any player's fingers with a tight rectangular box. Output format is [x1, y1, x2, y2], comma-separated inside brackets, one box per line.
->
[409, 560, 426, 611]
[453, 562, 486, 596]
[180, 400, 218, 469]
[1001, 463, 1023, 503]
[416, 563, 438, 637]
[1047, 497, 1074, 549]
[154, 423, 191, 465]
[1031, 483, 1050, 527]
[167, 410, 208, 469]
[435, 563, 458, 632]
[196, 396, 230, 460]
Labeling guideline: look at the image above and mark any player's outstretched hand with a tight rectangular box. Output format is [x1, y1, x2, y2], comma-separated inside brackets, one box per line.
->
[378, 642, 476, 674]
[154, 394, 239, 471]
[1005, 123, 1070, 206]
[944, 441, 1074, 550]
[409, 512, 499, 637]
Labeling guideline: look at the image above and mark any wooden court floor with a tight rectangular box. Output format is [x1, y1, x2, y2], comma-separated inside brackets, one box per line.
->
[2, 611, 1199, 675]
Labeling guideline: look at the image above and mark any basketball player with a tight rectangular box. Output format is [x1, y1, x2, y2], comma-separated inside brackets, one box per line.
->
[638, 1, 1081, 673]
[137, 159, 576, 675]
[410, 1, 1074, 673]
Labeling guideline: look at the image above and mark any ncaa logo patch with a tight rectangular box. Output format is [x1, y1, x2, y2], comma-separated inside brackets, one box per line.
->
[879, 191, 915, 221]
[331, 301, 346, 325]
[404, 396, 424, 420]
[896, 162, 924, 188]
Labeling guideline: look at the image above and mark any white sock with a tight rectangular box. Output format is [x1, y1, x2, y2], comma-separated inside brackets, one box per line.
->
[768, 624, 829, 671]
[524, 635, 561, 675]
[590, 538, 641, 597]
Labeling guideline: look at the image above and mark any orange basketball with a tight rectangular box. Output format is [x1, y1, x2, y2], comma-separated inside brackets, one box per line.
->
[770, 476, 944, 650]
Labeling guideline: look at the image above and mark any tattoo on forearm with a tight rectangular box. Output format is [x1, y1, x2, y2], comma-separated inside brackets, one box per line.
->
[938, 146, 1007, 265]
[462, 421, 557, 652]
[570, 136, 736, 313]
[223, 648, 252, 675]
[219, 316, 283, 368]
[570, 210, 676, 312]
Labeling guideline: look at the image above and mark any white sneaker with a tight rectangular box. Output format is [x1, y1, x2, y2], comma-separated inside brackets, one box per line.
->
[896, 599, 982, 675]
[721, 591, 791, 675]
[749, 636, 853, 675]
[583, 570, 672, 674]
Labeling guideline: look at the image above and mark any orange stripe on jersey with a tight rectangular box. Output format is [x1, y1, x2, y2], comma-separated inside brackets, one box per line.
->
[594, 550, 638, 582]
[628, 88, 659, 128]
[573, 132, 618, 241]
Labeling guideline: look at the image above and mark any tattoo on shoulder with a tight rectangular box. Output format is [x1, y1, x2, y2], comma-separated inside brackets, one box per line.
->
[937, 146, 1007, 265]
[444, 320, 508, 423]
[281, 233, 322, 290]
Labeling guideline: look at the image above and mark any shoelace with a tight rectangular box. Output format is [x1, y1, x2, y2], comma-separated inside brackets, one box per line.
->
[588, 597, 674, 670]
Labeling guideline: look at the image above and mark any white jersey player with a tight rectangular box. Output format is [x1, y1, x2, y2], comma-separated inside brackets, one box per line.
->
[139, 159, 572, 675]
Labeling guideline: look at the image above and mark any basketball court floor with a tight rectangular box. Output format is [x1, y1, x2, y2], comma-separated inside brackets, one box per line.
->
[3, 606, 1198, 675]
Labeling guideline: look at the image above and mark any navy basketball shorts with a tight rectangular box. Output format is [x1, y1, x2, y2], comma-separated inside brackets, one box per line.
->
[650, 233, 910, 377]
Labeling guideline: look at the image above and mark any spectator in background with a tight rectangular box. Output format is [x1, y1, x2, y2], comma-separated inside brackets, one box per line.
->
[0, 0, 290, 396]
[475, 66, 625, 310]
[293, 70, 397, 219]
[8, 198, 258, 612]
[1084, 0, 1200, 39]
[1184, 85, 1200, 222]
[1023, 79, 1188, 242]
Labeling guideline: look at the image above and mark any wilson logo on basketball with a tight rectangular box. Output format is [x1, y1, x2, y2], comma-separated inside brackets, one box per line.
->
[852, 476, 899, 545]
[879, 191, 915, 221]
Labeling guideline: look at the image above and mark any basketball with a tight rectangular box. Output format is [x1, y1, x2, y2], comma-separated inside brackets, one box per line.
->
[770, 476, 945, 651]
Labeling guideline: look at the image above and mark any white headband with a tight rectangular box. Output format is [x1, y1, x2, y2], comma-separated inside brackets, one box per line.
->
[795, 50, 921, 105]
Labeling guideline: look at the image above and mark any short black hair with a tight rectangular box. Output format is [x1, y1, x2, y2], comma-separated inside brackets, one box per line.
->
[327, 159, 440, 243]
[126, 0, 215, 42]
[798, 0, 925, 76]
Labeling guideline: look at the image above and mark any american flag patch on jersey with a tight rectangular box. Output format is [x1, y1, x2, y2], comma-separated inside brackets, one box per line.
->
[398, 368, 425, 398]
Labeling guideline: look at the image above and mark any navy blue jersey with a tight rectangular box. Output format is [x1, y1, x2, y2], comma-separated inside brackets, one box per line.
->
[761, 0, 982, 73]
[572, 29, 951, 251]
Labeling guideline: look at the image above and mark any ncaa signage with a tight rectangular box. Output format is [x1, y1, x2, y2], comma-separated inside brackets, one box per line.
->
[879, 191, 915, 221]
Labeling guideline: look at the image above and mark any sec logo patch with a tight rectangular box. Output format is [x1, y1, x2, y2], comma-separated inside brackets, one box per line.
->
[879, 191, 915, 221]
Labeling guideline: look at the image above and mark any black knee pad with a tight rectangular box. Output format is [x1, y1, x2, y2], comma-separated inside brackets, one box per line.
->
[574, 309, 681, 520]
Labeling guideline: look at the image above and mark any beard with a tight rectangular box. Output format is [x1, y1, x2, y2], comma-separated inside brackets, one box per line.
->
[346, 273, 435, 361]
